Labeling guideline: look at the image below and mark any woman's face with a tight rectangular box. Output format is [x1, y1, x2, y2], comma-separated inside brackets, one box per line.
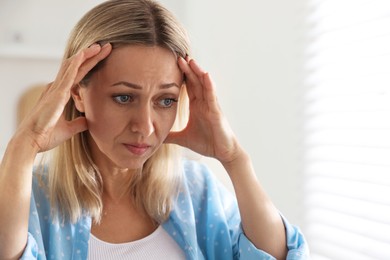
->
[74, 45, 182, 170]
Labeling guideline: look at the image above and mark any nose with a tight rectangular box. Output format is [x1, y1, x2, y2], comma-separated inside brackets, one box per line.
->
[129, 104, 154, 138]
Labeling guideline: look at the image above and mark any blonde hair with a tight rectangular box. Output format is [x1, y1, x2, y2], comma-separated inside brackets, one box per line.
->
[45, 0, 190, 224]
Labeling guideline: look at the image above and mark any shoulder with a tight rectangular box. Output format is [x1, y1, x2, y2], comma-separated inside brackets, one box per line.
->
[169, 160, 242, 258]
[30, 167, 51, 219]
[179, 159, 237, 215]
[181, 159, 221, 191]
[181, 159, 221, 199]
[182, 159, 209, 177]
[31, 166, 49, 200]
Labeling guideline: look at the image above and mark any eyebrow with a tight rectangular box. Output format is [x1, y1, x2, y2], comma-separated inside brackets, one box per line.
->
[112, 81, 180, 89]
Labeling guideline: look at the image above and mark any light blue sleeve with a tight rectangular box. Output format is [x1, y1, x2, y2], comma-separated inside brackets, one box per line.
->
[19, 173, 91, 260]
[183, 160, 309, 259]
[19, 173, 47, 260]
[284, 215, 310, 260]
[19, 233, 39, 259]
[216, 175, 309, 259]
[214, 174, 309, 259]
[237, 216, 309, 259]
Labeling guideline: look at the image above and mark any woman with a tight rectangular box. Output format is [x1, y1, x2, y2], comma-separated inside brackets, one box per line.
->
[0, 0, 308, 259]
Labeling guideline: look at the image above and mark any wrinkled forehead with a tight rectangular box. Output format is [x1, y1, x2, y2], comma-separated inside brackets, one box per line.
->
[93, 45, 183, 88]
[84, 44, 183, 86]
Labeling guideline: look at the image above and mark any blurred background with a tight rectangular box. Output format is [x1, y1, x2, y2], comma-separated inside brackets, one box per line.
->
[0, 0, 389, 259]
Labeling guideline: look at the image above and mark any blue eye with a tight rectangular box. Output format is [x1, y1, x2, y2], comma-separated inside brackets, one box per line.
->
[113, 95, 133, 104]
[158, 98, 178, 108]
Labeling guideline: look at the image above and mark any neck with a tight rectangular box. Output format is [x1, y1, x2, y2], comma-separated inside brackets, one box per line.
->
[87, 134, 142, 201]
[99, 167, 139, 203]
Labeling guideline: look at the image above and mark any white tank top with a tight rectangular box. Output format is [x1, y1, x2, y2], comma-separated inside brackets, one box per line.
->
[88, 226, 185, 260]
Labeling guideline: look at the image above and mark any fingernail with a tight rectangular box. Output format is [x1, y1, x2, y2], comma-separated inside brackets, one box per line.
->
[188, 59, 197, 68]
[178, 56, 186, 64]
[89, 43, 100, 49]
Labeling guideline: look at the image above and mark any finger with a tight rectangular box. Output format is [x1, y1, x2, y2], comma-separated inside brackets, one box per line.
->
[53, 44, 101, 86]
[54, 44, 105, 93]
[187, 59, 217, 103]
[66, 116, 88, 136]
[74, 43, 112, 84]
[61, 44, 104, 86]
[178, 57, 195, 101]
[178, 57, 203, 100]
[164, 130, 186, 146]
[188, 59, 207, 85]
[42, 116, 88, 152]
[202, 72, 218, 103]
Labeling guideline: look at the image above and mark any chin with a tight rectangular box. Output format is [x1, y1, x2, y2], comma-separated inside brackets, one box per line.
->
[113, 156, 150, 170]
[103, 147, 156, 170]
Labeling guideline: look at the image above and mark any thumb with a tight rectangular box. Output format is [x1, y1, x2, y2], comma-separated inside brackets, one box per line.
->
[165, 130, 186, 146]
[67, 116, 88, 136]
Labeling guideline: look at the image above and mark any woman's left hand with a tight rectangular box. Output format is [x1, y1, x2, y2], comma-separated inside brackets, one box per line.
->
[165, 57, 242, 165]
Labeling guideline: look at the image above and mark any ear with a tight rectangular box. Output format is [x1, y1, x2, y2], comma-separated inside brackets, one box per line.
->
[71, 84, 85, 113]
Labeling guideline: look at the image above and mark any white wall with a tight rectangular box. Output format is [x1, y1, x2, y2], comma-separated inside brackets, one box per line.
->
[183, 0, 307, 227]
[0, 0, 306, 228]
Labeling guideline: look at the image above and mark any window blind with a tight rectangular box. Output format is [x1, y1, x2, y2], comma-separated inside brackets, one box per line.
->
[302, 0, 390, 259]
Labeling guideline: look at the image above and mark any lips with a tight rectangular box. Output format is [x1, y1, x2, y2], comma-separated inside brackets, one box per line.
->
[123, 143, 151, 156]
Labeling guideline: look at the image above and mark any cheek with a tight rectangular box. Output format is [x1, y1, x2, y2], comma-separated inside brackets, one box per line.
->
[83, 99, 123, 139]
[159, 109, 178, 134]
[86, 111, 112, 140]
[87, 114, 130, 151]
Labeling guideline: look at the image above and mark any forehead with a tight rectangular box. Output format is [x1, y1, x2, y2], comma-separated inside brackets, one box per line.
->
[98, 45, 182, 85]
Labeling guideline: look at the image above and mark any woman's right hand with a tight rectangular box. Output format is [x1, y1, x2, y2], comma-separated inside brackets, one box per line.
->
[15, 43, 112, 153]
